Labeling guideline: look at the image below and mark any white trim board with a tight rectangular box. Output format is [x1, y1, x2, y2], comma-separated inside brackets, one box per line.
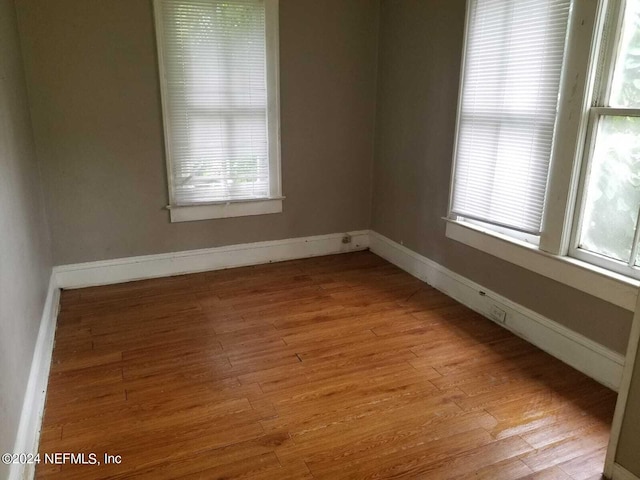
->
[9, 273, 60, 480]
[369, 230, 625, 391]
[54, 231, 370, 289]
[169, 198, 284, 223]
[612, 464, 640, 480]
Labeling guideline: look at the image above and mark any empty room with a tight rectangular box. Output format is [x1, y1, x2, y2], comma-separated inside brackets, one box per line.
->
[2, 0, 640, 479]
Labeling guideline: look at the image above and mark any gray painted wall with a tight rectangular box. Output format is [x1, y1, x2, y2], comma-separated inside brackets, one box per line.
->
[617, 340, 640, 475]
[0, 0, 52, 477]
[15, 0, 379, 265]
[370, 0, 633, 354]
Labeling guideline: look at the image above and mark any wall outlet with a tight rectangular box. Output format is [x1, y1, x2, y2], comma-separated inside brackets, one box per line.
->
[489, 304, 507, 324]
[342, 234, 352, 244]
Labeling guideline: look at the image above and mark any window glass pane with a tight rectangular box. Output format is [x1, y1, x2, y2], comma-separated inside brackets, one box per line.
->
[578, 116, 640, 262]
[609, 0, 640, 107]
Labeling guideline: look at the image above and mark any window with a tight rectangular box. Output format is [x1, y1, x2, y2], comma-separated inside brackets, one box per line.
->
[154, 0, 282, 222]
[572, 0, 640, 277]
[448, 0, 640, 311]
[451, 0, 572, 237]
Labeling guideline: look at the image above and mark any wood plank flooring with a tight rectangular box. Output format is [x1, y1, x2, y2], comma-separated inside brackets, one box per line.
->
[37, 251, 617, 479]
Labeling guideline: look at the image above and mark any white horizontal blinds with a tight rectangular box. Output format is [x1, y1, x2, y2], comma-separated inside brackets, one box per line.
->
[452, 0, 571, 234]
[159, 0, 269, 205]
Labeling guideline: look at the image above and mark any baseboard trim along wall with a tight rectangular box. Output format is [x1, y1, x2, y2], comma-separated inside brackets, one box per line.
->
[9, 273, 60, 480]
[613, 464, 640, 480]
[369, 230, 625, 391]
[54, 230, 370, 289]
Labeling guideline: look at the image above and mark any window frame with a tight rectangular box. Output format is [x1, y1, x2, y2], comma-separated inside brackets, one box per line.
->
[153, 0, 283, 223]
[446, 0, 640, 311]
[569, 0, 640, 278]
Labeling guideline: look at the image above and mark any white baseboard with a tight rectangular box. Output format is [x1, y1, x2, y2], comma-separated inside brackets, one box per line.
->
[369, 231, 625, 391]
[613, 464, 640, 480]
[9, 273, 60, 480]
[54, 231, 370, 289]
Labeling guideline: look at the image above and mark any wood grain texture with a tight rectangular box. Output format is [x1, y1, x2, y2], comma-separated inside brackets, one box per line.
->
[37, 252, 615, 479]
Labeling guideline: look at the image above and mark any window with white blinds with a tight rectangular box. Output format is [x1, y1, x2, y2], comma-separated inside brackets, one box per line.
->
[450, 0, 572, 235]
[154, 0, 280, 209]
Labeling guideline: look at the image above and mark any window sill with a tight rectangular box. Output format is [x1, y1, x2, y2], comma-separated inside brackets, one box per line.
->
[169, 198, 283, 223]
[445, 219, 639, 311]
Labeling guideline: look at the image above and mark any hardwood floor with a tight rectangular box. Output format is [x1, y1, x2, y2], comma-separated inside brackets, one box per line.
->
[37, 251, 616, 479]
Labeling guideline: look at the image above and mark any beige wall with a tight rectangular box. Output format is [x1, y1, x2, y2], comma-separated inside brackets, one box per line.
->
[15, 0, 379, 265]
[0, 0, 52, 476]
[617, 340, 640, 475]
[370, 0, 633, 354]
